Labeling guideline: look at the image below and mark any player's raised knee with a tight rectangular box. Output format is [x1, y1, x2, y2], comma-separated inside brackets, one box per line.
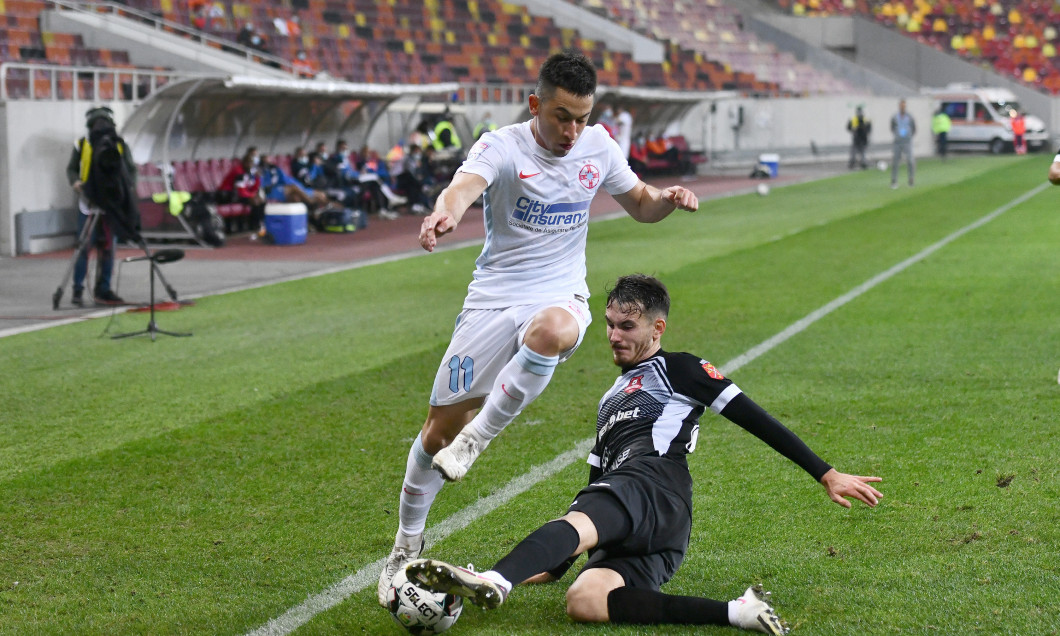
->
[523, 308, 579, 356]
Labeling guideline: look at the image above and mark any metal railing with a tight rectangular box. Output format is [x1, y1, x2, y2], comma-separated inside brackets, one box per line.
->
[44, 0, 295, 75]
[458, 83, 536, 105]
[0, 61, 202, 101]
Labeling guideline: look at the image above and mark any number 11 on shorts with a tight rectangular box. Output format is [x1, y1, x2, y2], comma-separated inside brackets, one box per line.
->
[448, 355, 474, 393]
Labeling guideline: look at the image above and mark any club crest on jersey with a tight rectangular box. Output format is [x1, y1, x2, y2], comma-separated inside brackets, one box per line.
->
[467, 141, 489, 161]
[623, 375, 643, 394]
[578, 162, 601, 190]
[700, 361, 724, 380]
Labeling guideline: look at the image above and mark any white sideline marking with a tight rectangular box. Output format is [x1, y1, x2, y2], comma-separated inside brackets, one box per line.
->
[244, 183, 1045, 635]
[723, 183, 1048, 373]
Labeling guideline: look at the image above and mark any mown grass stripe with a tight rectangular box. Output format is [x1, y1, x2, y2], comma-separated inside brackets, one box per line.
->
[723, 182, 1049, 374]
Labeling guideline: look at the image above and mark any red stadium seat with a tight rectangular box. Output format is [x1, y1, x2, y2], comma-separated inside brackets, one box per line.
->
[197, 159, 220, 192]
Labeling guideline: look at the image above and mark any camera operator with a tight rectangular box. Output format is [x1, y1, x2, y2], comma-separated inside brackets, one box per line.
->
[65, 106, 138, 307]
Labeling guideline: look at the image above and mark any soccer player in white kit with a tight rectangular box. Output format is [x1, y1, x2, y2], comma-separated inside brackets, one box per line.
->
[379, 50, 700, 604]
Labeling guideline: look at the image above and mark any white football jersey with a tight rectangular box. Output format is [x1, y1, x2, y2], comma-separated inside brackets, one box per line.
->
[457, 121, 639, 309]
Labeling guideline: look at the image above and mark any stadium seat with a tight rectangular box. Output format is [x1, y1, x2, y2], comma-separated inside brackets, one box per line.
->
[796, 0, 1060, 95]
[172, 160, 203, 193]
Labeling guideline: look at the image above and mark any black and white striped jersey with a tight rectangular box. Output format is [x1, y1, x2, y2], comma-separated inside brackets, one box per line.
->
[589, 349, 831, 482]
[590, 350, 739, 474]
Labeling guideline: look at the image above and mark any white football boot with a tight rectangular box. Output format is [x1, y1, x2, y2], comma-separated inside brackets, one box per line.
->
[406, 559, 507, 609]
[431, 431, 488, 482]
[731, 585, 788, 635]
[377, 536, 423, 607]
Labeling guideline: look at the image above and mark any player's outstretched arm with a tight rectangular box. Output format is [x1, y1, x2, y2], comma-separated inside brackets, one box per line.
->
[419, 172, 488, 252]
[613, 182, 698, 223]
[819, 468, 883, 508]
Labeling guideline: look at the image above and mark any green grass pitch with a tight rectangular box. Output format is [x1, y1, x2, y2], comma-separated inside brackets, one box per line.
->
[1, 155, 1057, 635]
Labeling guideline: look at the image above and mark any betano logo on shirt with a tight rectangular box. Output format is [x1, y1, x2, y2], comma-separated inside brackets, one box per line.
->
[511, 196, 591, 232]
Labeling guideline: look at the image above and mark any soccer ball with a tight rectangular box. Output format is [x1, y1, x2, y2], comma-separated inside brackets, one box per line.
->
[387, 568, 463, 635]
[756, 183, 770, 196]
[876, 159, 888, 171]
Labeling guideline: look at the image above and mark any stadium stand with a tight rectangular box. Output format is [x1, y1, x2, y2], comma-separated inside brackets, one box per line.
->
[575, 0, 858, 94]
[111, 0, 778, 92]
[2, 0, 806, 95]
[775, 0, 1060, 95]
[0, 0, 174, 100]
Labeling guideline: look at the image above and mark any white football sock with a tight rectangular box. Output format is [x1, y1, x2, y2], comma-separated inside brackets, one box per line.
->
[397, 433, 444, 539]
[467, 344, 558, 442]
[727, 599, 740, 626]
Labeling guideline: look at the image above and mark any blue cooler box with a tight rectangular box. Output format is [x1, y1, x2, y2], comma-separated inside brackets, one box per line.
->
[758, 153, 779, 178]
[264, 203, 308, 245]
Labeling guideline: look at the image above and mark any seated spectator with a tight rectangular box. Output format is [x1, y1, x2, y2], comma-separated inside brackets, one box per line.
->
[597, 105, 616, 138]
[292, 146, 331, 190]
[292, 144, 363, 211]
[273, 14, 301, 38]
[291, 146, 313, 187]
[260, 160, 328, 208]
[324, 140, 403, 220]
[646, 133, 694, 176]
[628, 132, 648, 177]
[218, 147, 265, 233]
[360, 146, 408, 214]
[327, 139, 360, 187]
[420, 144, 456, 192]
[256, 158, 330, 233]
[420, 145, 438, 187]
[236, 22, 269, 54]
[292, 50, 316, 78]
[207, 2, 226, 29]
[190, 0, 208, 30]
[395, 143, 430, 214]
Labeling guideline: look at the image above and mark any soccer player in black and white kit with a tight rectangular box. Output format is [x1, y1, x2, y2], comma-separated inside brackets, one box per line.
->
[408, 274, 883, 634]
[378, 50, 700, 604]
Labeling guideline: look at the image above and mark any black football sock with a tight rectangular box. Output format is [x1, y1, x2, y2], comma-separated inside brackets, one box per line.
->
[606, 586, 728, 625]
[491, 519, 580, 586]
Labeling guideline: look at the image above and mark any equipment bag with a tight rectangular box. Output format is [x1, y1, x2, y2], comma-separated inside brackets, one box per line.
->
[318, 207, 365, 233]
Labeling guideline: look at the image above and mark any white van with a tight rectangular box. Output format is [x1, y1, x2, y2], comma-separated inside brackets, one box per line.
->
[923, 85, 1048, 154]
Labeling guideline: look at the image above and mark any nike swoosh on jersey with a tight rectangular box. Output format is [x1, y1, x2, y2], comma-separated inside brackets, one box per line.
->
[519, 170, 541, 179]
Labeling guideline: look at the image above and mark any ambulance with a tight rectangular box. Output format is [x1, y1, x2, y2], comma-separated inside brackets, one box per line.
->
[923, 84, 1048, 153]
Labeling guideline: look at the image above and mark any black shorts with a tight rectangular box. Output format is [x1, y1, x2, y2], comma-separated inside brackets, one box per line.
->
[567, 456, 692, 591]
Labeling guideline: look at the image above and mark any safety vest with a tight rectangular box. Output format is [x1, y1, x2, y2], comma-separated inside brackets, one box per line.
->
[432, 121, 462, 150]
[932, 113, 952, 134]
[78, 137, 125, 182]
[473, 120, 496, 140]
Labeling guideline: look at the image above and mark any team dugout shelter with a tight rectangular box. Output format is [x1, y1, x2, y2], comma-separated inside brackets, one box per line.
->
[119, 75, 463, 239]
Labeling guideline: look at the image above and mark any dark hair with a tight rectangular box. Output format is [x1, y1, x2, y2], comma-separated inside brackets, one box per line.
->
[606, 274, 670, 318]
[536, 49, 597, 102]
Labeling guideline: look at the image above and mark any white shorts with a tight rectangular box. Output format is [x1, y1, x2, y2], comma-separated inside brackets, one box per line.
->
[429, 294, 592, 406]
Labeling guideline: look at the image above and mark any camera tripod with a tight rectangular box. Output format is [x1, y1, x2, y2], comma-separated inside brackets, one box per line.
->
[52, 212, 180, 310]
[110, 248, 192, 341]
